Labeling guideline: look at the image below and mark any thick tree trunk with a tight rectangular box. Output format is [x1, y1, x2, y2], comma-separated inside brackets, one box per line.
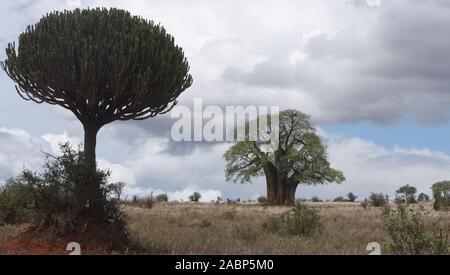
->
[276, 180, 287, 205]
[82, 123, 101, 214]
[83, 123, 99, 173]
[285, 184, 298, 205]
[263, 164, 278, 203]
[263, 163, 298, 205]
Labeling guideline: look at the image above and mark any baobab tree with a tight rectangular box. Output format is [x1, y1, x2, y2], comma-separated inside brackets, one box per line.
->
[224, 109, 345, 205]
[2, 8, 192, 177]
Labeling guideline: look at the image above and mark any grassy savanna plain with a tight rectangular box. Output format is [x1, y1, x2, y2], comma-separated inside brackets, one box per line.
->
[3, 201, 446, 255]
[0, 201, 448, 255]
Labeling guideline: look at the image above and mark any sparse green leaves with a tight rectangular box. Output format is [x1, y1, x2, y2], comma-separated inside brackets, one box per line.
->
[224, 109, 345, 186]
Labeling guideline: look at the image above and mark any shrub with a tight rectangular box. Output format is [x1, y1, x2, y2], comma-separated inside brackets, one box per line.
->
[189, 192, 201, 202]
[360, 199, 370, 210]
[257, 196, 267, 203]
[0, 179, 36, 224]
[384, 205, 449, 255]
[156, 193, 169, 202]
[432, 181, 450, 211]
[262, 204, 323, 237]
[368, 193, 389, 207]
[417, 193, 430, 202]
[311, 196, 322, 203]
[0, 143, 128, 247]
[261, 216, 281, 233]
[347, 192, 357, 202]
[333, 196, 345, 202]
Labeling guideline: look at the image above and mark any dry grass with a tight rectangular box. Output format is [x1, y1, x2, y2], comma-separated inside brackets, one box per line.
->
[124, 202, 449, 255]
[1, 202, 448, 255]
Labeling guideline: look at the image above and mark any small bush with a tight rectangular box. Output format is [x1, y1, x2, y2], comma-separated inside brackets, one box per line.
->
[0, 143, 128, 248]
[432, 181, 450, 211]
[189, 192, 201, 202]
[0, 179, 36, 224]
[257, 196, 267, 203]
[156, 193, 169, 202]
[384, 205, 449, 255]
[262, 204, 323, 237]
[417, 193, 430, 202]
[311, 196, 322, 203]
[367, 193, 389, 207]
[333, 196, 345, 202]
[347, 192, 357, 202]
[261, 216, 281, 233]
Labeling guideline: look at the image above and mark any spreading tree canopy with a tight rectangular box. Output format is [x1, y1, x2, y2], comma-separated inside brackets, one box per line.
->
[1, 8, 192, 172]
[224, 109, 345, 205]
[395, 184, 417, 204]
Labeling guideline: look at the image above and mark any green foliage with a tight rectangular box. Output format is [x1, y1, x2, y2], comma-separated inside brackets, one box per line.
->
[257, 196, 267, 203]
[347, 192, 357, 202]
[384, 205, 448, 255]
[432, 181, 450, 211]
[333, 196, 345, 202]
[367, 193, 389, 207]
[223, 110, 345, 205]
[189, 192, 201, 202]
[395, 184, 417, 204]
[0, 179, 36, 224]
[417, 193, 430, 202]
[311, 196, 322, 202]
[0, 143, 128, 245]
[1, 8, 192, 123]
[262, 204, 323, 237]
[156, 193, 169, 202]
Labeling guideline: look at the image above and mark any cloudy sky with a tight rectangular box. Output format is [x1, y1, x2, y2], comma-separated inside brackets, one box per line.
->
[1, 0, 450, 201]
